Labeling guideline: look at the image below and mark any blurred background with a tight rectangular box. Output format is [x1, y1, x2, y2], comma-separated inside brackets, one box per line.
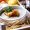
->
[19, 0, 30, 11]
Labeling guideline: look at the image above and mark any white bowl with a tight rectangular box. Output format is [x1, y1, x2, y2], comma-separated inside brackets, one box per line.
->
[0, 4, 27, 21]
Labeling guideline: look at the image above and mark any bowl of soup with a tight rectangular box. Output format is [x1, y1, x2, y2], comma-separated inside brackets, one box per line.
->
[0, 4, 27, 30]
